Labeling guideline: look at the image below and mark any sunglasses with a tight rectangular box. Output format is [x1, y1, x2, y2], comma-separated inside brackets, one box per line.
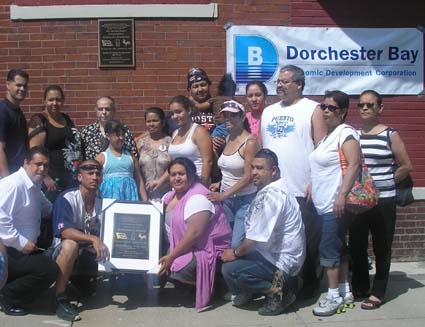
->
[320, 103, 340, 112]
[79, 164, 103, 172]
[188, 67, 203, 75]
[357, 102, 376, 109]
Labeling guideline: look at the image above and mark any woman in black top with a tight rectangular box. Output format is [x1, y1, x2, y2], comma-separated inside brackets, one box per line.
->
[28, 85, 82, 201]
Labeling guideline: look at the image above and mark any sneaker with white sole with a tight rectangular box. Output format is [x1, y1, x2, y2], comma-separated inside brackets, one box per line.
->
[232, 292, 253, 307]
[343, 293, 355, 309]
[313, 296, 343, 316]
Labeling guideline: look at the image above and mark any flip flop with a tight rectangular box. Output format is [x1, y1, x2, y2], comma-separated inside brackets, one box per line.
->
[361, 297, 383, 310]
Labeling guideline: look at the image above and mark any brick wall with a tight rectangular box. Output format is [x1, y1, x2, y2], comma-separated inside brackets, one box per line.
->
[0, 0, 424, 260]
[0, 0, 291, 132]
[393, 201, 425, 261]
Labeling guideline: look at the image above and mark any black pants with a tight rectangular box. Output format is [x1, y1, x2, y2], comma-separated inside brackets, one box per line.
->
[296, 197, 322, 290]
[2, 247, 58, 305]
[349, 197, 396, 299]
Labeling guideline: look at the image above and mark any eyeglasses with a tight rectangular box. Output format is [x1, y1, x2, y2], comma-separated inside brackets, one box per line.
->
[357, 102, 376, 109]
[275, 79, 294, 85]
[320, 103, 340, 112]
[79, 164, 103, 172]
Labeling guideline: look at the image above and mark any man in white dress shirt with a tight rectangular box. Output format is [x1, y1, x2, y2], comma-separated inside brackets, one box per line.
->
[0, 146, 58, 316]
[221, 149, 305, 316]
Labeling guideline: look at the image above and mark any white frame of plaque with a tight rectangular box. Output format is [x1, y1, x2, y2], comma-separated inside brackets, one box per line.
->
[99, 201, 161, 272]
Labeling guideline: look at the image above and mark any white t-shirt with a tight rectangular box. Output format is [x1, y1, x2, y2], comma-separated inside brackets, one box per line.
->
[245, 178, 306, 276]
[183, 194, 215, 220]
[309, 124, 360, 215]
[261, 98, 318, 197]
[164, 194, 215, 239]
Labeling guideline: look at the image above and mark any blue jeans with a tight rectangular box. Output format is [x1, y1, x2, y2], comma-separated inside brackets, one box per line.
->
[319, 212, 351, 268]
[223, 192, 257, 248]
[222, 251, 297, 295]
[0, 251, 6, 288]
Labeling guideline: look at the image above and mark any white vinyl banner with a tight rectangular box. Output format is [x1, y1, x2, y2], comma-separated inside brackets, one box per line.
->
[226, 26, 424, 95]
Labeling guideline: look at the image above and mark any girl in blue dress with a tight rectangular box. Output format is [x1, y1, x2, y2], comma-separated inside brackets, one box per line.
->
[96, 120, 148, 201]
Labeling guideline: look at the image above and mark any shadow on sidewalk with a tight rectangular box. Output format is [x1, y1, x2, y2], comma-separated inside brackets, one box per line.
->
[384, 271, 425, 304]
[77, 273, 229, 313]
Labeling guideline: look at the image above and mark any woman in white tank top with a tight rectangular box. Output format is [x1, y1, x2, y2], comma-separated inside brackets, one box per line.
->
[167, 95, 213, 186]
[207, 100, 259, 248]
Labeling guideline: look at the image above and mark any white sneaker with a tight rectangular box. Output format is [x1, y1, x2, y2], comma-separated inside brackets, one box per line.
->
[313, 296, 343, 316]
[343, 293, 354, 303]
[343, 293, 355, 309]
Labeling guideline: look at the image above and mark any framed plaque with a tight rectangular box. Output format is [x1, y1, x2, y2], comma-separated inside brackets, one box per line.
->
[99, 201, 162, 272]
[98, 19, 135, 68]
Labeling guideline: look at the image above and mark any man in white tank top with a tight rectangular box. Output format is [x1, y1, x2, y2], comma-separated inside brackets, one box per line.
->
[260, 65, 327, 299]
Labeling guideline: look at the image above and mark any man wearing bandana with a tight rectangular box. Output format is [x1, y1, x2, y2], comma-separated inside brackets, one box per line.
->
[48, 160, 107, 322]
[187, 68, 216, 132]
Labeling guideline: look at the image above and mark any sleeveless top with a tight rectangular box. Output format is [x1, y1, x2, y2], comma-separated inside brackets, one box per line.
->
[102, 148, 134, 178]
[168, 123, 203, 177]
[28, 112, 81, 189]
[245, 111, 261, 139]
[261, 98, 318, 196]
[360, 127, 396, 198]
[218, 137, 257, 196]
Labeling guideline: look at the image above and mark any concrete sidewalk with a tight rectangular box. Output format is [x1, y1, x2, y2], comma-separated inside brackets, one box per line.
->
[1, 261, 425, 327]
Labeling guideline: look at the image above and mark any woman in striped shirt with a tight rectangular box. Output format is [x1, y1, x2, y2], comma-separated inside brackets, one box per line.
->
[349, 90, 412, 310]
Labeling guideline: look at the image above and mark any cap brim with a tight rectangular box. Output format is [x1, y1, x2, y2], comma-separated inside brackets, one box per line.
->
[220, 107, 242, 113]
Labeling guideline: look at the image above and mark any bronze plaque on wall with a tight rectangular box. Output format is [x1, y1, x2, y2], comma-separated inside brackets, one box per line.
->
[98, 19, 135, 68]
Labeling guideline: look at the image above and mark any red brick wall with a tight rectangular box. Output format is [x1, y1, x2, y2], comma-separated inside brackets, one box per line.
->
[0, 0, 291, 132]
[393, 202, 425, 261]
[0, 0, 424, 259]
[15, 1, 210, 5]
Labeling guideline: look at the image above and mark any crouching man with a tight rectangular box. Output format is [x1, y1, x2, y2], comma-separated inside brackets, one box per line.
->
[221, 149, 306, 316]
[0, 146, 58, 316]
[49, 160, 109, 321]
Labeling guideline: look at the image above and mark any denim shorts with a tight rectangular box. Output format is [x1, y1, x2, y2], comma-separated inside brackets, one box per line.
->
[319, 212, 351, 268]
[0, 252, 6, 285]
[223, 192, 257, 248]
[44, 242, 98, 276]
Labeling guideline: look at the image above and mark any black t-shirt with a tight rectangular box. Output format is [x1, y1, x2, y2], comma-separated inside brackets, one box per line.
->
[191, 104, 216, 132]
[28, 113, 81, 189]
[0, 97, 28, 174]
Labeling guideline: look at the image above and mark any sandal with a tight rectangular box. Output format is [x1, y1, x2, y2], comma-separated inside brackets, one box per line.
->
[361, 297, 383, 310]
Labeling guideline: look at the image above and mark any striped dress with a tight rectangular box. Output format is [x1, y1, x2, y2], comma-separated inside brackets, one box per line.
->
[359, 128, 396, 198]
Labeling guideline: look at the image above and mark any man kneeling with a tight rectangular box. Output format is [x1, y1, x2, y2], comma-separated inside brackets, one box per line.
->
[49, 160, 109, 321]
[221, 149, 305, 316]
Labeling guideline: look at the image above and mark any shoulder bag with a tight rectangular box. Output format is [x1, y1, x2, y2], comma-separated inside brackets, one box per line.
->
[387, 128, 414, 206]
[338, 128, 379, 214]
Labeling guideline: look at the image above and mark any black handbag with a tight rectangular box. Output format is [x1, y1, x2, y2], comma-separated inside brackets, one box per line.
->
[395, 174, 414, 207]
[386, 128, 414, 207]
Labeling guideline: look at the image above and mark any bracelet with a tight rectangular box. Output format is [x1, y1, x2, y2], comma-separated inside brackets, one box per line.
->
[233, 248, 240, 258]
